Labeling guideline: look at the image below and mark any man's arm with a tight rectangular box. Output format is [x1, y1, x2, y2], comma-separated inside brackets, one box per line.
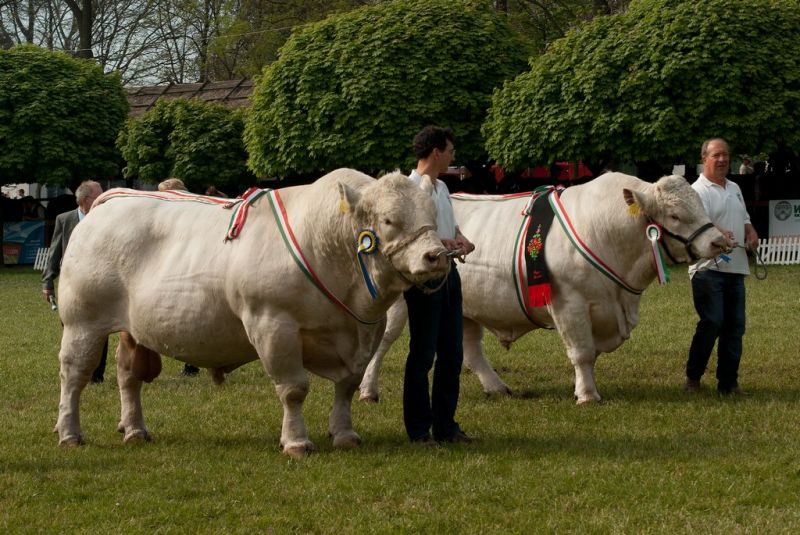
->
[453, 226, 475, 256]
[42, 215, 65, 299]
[744, 223, 759, 250]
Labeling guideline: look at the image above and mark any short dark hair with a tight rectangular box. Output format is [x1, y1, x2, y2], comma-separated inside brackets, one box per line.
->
[413, 125, 454, 160]
[700, 138, 729, 159]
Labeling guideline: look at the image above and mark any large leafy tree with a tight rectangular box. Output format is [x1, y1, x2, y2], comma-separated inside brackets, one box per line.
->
[117, 97, 255, 194]
[0, 44, 128, 188]
[245, 0, 530, 178]
[483, 0, 800, 172]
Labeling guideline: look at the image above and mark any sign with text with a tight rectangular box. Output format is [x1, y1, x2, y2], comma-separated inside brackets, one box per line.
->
[769, 200, 800, 237]
[3, 221, 45, 265]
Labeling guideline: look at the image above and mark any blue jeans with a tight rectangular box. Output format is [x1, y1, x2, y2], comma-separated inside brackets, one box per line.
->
[686, 270, 746, 391]
[403, 266, 463, 441]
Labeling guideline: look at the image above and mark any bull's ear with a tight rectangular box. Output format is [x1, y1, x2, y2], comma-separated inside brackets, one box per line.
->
[420, 174, 435, 195]
[623, 188, 651, 217]
[338, 182, 360, 214]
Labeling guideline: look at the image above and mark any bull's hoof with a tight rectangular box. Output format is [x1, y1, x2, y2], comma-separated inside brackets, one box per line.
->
[359, 391, 379, 403]
[575, 394, 602, 405]
[58, 434, 85, 447]
[123, 429, 152, 444]
[332, 431, 362, 449]
[282, 441, 316, 459]
[483, 384, 513, 397]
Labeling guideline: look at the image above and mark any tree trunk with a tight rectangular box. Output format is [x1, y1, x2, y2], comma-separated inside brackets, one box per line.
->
[65, 0, 93, 58]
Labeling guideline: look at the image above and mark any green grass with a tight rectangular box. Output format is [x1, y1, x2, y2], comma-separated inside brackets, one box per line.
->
[1, 266, 799, 533]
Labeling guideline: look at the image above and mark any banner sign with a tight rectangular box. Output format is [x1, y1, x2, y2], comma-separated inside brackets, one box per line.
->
[3, 221, 45, 265]
[768, 200, 800, 237]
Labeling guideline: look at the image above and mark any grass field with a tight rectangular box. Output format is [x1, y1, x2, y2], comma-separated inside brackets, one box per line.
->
[1, 265, 799, 533]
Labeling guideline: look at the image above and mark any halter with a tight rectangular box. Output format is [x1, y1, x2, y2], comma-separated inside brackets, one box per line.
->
[655, 221, 717, 264]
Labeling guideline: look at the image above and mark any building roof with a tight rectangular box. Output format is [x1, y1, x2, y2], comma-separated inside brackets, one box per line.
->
[126, 79, 254, 117]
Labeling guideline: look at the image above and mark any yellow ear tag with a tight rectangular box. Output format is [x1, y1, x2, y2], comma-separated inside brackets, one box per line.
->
[627, 203, 641, 216]
[339, 199, 349, 214]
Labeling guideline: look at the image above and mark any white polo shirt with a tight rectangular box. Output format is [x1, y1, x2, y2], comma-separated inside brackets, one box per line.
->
[689, 174, 751, 277]
[409, 170, 458, 240]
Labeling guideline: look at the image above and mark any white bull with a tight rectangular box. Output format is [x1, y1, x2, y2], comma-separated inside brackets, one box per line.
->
[359, 172, 729, 404]
[54, 169, 450, 458]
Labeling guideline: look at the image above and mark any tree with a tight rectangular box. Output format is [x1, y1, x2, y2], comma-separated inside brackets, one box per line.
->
[0, 45, 128, 188]
[245, 0, 530, 179]
[117, 97, 255, 194]
[483, 0, 800, 173]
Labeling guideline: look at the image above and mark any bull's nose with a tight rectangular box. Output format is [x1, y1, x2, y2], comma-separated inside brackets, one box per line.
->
[425, 249, 448, 270]
[712, 237, 731, 253]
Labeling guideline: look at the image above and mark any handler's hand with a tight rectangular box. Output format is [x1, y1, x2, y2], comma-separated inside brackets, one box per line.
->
[744, 225, 759, 250]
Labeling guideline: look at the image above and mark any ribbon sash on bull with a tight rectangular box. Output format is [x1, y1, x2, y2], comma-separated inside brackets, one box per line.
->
[266, 189, 382, 325]
[97, 187, 382, 325]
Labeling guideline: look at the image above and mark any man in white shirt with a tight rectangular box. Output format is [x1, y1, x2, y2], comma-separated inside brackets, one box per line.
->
[685, 138, 758, 395]
[404, 126, 475, 445]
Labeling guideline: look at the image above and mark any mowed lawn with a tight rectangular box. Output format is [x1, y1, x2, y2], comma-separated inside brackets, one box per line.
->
[1, 265, 799, 533]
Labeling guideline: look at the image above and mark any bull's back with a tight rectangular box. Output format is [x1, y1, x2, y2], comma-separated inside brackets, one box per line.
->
[59, 198, 260, 361]
[453, 196, 550, 330]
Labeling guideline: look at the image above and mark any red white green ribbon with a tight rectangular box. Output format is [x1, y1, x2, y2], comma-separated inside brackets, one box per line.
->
[549, 190, 643, 295]
[96, 187, 264, 242]
[225, 187, 269, 241]
[646, 223, 670, 285]
[266, 189, 381, 325]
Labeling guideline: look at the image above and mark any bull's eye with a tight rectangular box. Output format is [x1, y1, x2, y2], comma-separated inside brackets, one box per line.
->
[383, 218, 393, 226]
[668, 213, 680, 222]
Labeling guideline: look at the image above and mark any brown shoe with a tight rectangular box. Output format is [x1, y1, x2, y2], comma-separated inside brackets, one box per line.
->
[439, 431, 474, 444]
[719, 386, 749, 396]
[410, 436, 438, 447]
[684, 378, 701, 393]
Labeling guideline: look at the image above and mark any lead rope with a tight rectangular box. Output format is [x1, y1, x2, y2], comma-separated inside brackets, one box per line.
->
[744, 244, 768, 280]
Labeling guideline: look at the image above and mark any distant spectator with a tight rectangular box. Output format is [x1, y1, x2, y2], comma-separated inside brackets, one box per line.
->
[16, 188, 25, 199]
[21, 196, 46, 220]
[205, 186, 228, 198]
[739, 157, 754, 175]
[158, 178, 188, 191]
[42, 180, 108, 384]
[157, 177, 200, 378]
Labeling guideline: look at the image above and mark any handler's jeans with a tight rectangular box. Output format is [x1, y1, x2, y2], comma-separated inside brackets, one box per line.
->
[686, 270, 746, 391]
[403, 266, 464, 442]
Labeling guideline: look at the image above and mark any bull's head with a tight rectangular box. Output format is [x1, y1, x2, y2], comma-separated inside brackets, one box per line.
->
[338, 172, 450, 290]
[623, 175, 730, 264]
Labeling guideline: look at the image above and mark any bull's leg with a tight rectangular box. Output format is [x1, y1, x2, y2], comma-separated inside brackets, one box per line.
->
[359, 299, 408, 403]
[566, 346, 601, 404]
[251, 326, 314, 459]
[329, 374, 362, 449]
[116, 332, 161, 443]
[463, 318, 512, 396]
[55, 327, 106, 446]
[552, 307, 601, 404]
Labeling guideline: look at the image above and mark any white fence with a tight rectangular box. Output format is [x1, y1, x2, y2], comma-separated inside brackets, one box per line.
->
[33, 247, 50, 271]
[756, 236, 800, 265]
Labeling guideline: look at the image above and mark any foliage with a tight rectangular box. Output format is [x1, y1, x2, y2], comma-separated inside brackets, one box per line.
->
[245, 0, 530, 178]
[117, 97, 255, 193]
[483, 0, 800, 170]
[502, 0, 632, 54]
[0, 45, 128, 188]
[2, 264, 800, 531]
[207, 0, 373, 81]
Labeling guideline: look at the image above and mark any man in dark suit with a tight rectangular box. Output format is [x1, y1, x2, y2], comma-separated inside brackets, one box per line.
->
[42, 180, 107, 383]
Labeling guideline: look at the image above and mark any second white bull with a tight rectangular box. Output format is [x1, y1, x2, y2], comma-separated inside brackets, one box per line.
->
[359, 172, 730, 404]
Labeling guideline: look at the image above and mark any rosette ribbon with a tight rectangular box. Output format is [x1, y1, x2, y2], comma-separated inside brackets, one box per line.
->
[646, 223, 669, 285]
[357, 229, 379, 299]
